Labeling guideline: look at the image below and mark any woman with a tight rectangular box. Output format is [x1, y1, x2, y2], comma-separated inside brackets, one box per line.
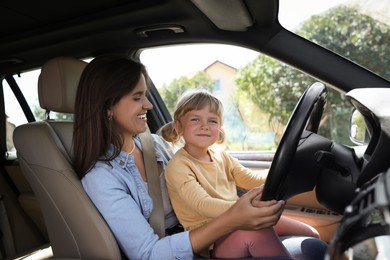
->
[73, 54, 326, 259]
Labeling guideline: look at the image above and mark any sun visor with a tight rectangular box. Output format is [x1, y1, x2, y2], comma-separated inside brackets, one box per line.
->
[191, 0, 253, 31]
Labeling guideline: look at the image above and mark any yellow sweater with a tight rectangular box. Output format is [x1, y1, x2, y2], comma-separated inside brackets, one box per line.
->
[165, 147, 266, 231]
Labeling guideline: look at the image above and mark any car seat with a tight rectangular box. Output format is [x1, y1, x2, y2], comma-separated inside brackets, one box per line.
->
[13, 57, 121, 259]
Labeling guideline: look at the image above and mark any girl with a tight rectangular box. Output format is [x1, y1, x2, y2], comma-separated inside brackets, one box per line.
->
[161, 89, 319, 258]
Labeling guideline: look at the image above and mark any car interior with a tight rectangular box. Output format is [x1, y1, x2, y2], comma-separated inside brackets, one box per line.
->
[1, 0, 390, 259]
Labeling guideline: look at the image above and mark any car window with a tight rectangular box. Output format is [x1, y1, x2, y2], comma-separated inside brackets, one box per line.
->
[3, 44, 357, 159]
[3, 71, 39, 158]
[140, 44, 355, 152]
[279, 0, 390, 82]
[4, 71, 40, 127]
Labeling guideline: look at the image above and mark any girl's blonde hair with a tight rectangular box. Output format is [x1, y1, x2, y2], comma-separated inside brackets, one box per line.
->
[159, 89, 226, 144]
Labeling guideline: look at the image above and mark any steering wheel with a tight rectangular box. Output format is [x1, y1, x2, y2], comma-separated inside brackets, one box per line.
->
[261, 82, 327, 201]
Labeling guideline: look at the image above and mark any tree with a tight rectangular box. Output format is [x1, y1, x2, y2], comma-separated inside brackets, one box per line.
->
[235, 5, 390, 144]
[160, 71, 214, 114]
[300, 5, 390, 80]
[32, 104, 46, 121]
[235, 56, 309, 126]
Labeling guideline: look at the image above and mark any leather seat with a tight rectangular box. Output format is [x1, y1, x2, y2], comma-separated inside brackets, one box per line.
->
[13, 57, 121, 259]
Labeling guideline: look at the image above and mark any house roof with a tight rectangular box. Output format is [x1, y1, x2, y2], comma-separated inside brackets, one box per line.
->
[204, 60, 238, 72]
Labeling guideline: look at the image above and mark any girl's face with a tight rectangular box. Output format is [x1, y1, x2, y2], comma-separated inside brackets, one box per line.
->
[109, 74, 153, 138]
[176, 105, 221, 151]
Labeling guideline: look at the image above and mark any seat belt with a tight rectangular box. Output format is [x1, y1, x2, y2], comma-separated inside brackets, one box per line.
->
[139, 127, 165, 238]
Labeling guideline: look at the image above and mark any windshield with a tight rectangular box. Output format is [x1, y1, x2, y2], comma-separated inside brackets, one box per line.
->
[279, 0, 390, 82]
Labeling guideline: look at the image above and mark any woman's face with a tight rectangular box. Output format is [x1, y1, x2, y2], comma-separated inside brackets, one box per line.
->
[109, 73, 153, 138]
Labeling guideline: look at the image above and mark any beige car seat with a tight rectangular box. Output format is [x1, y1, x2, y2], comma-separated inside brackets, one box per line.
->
[13, 57, 121, 259]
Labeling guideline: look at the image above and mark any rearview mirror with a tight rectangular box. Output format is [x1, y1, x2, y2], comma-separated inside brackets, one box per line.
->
[349, 109, 369, 145]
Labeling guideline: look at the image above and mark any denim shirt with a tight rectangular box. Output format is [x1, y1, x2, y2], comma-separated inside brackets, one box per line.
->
[82, 135, 192, 260]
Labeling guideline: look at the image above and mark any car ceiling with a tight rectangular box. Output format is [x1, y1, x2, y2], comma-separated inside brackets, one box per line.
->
[1, 0, 389, 91]
[0, 0, 279, 74]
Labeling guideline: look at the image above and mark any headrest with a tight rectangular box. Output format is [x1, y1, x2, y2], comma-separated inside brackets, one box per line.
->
[38, 57, 88, 114]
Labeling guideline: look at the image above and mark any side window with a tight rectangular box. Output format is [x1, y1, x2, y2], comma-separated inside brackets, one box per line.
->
[141, 44, 355, 151]
[3, 71, 40, 159]
[4, 70, 40, 127]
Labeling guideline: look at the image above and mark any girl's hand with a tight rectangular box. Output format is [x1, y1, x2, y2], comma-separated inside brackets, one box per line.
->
[225, 186, 285, 231]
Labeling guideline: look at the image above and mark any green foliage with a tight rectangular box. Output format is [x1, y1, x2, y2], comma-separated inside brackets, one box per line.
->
[160, 71, 214, 114]
[300, 6, 390, 80]
[317, 89, 352, 144]
[54, 113, 73, 121]
[32, 104, 46, 121]
[235, 55, 312, 126]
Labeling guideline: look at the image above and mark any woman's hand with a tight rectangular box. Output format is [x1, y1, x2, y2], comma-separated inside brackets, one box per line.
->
[251, 185, 282, 208]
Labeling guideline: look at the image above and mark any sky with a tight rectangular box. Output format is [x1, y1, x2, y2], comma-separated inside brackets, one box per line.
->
[140, 44, 259, 88]
[5, 0, 349, 126]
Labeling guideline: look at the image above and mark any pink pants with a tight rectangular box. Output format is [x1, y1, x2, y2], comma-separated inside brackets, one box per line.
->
[211, 228, 291, 258]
